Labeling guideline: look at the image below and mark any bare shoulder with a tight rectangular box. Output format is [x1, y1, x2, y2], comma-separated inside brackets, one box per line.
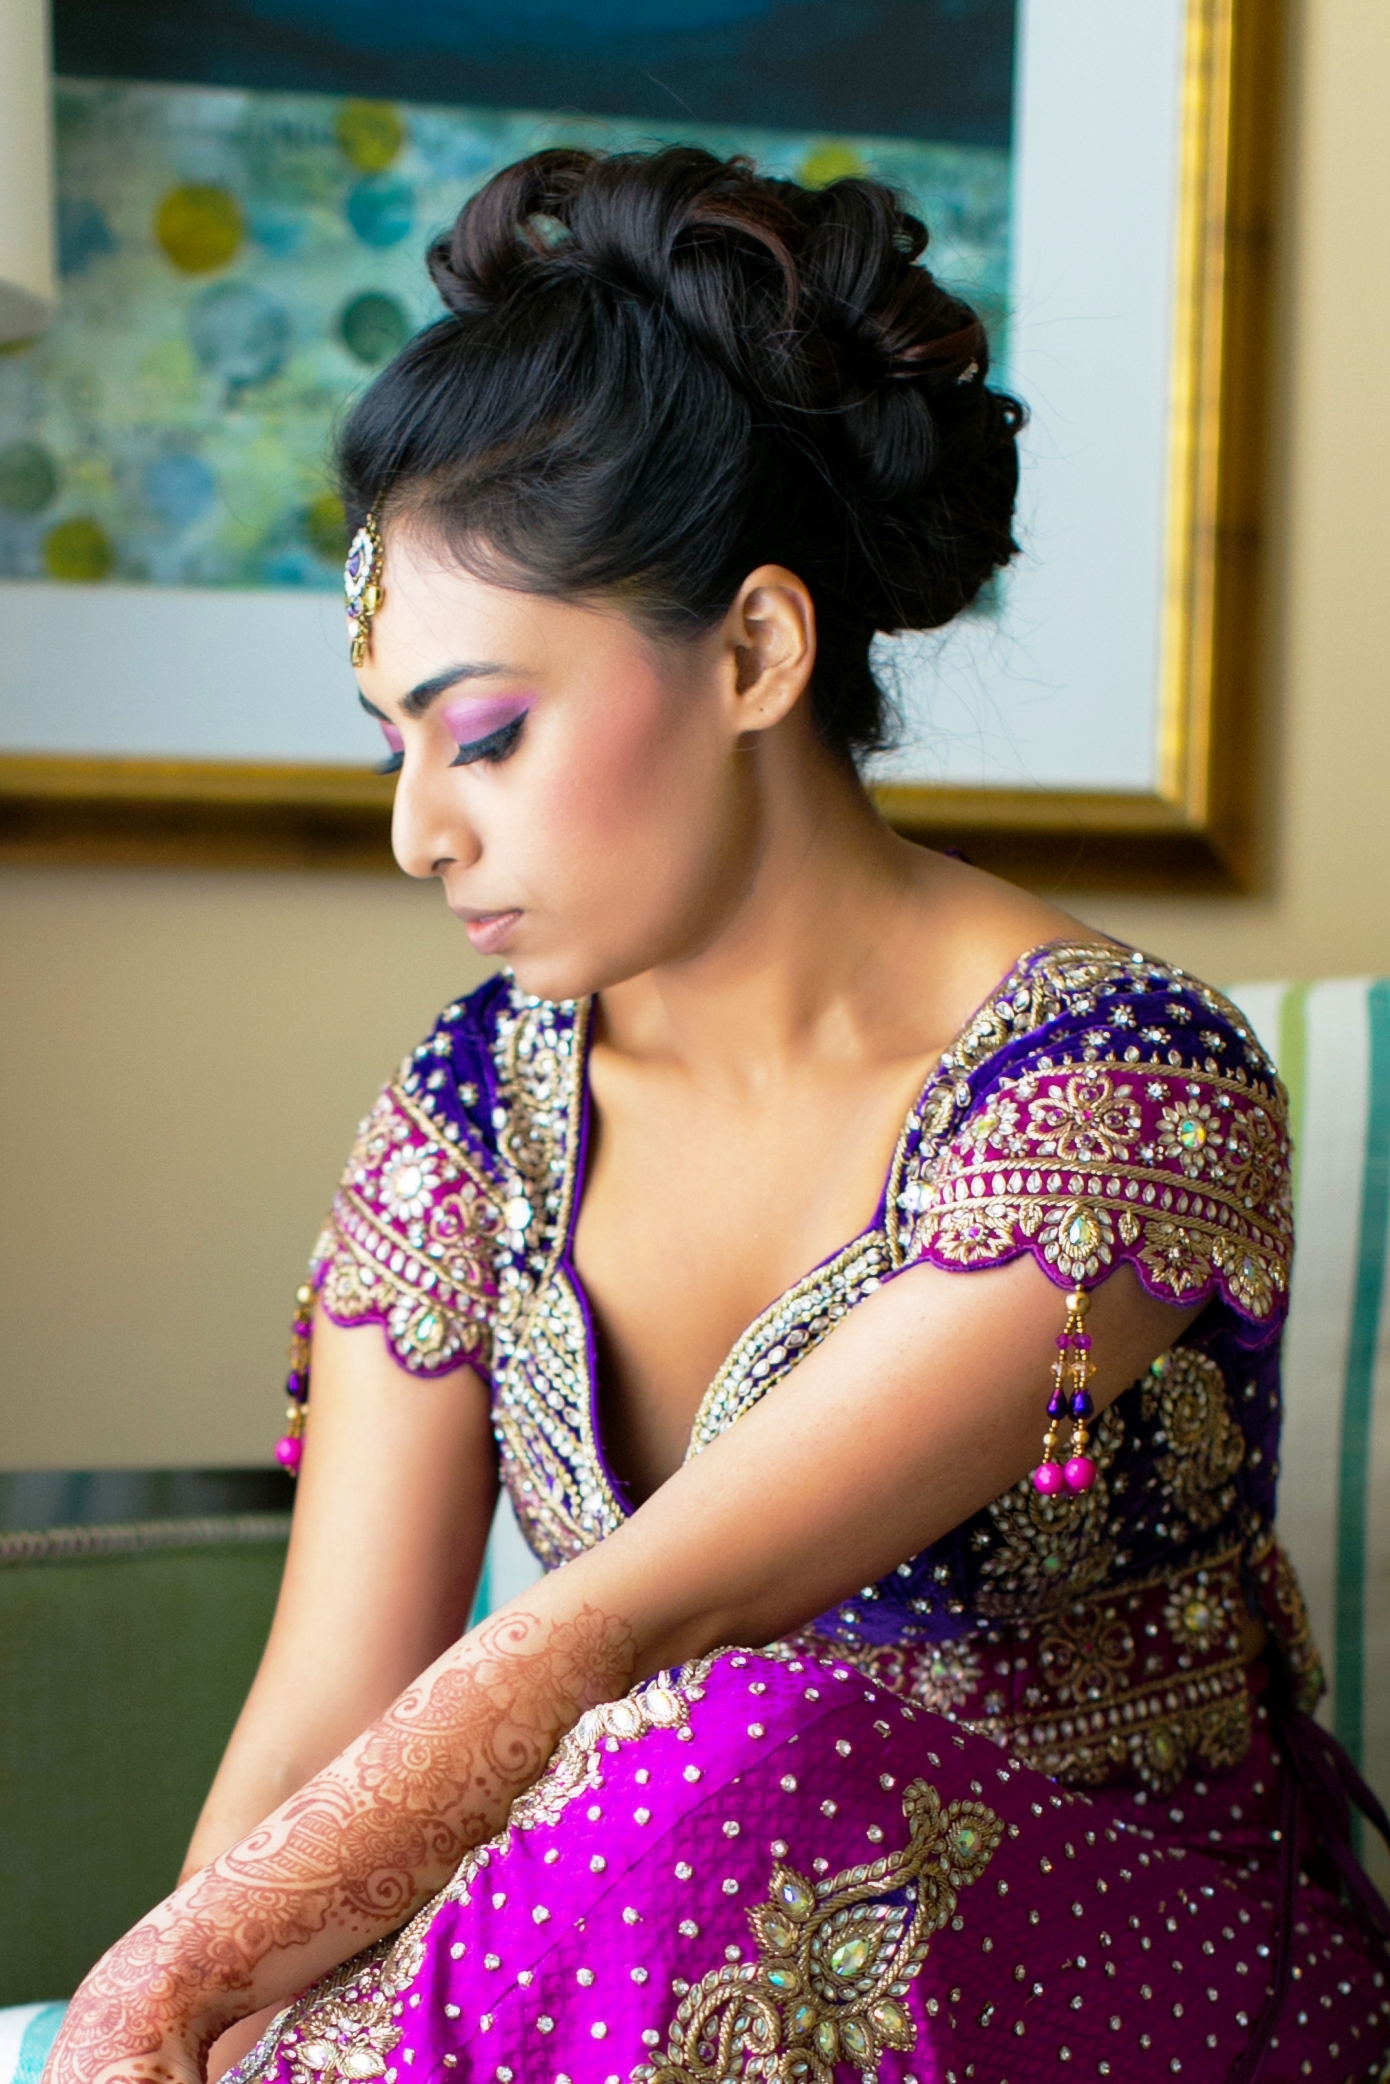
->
[891, 839, 1096, 1045]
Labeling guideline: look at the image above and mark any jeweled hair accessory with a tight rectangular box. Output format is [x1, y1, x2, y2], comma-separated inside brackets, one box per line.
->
[344, 513, 384, 667]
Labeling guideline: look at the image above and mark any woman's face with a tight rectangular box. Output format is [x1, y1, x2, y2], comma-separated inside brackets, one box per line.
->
[355, 528, 799, 1002]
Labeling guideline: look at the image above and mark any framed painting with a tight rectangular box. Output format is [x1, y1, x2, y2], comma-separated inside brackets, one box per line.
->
[0, 0, 1280, 884]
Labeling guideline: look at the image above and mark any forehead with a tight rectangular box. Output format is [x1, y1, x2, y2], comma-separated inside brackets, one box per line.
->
[363, 534, 655, 687]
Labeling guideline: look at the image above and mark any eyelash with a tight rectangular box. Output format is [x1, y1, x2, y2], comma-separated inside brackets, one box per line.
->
[373, 713, 527, 775]
[449, 714, 527, 767]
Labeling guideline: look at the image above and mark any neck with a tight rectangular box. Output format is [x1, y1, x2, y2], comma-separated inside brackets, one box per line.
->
[598, 721, 935, 1083]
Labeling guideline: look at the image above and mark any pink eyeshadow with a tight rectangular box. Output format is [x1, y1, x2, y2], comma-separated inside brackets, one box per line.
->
[438, 693, 534, 747]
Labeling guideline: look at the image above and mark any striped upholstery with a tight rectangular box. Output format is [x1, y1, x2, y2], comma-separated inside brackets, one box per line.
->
[1231, 979, 1390, 1890]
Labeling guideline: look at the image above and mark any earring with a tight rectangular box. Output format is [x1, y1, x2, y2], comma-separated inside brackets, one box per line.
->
[1032, 1285, 1097, 1495]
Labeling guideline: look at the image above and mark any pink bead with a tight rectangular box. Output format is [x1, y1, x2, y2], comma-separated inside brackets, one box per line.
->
[1032, 1460, 1065, 1495]
[274, 1434, 303, 1474]
[1063, 1454, 1096, 1492]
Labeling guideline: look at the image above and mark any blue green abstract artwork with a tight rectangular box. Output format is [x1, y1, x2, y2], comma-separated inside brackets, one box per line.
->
[0, 82, 1010, 591]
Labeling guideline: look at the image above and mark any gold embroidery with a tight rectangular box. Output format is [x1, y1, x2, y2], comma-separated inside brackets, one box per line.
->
[772, 1632, 985, 1717]
[314, 1075, 502, 1375]
[1249, 1528, 1325, 1711]
[235, 1656, 726, 2082]
[1025, 1067, 1142, 1164]
[1038, 1601, 1137, 1706]
[974, 1402, 1126, 1611]
[1143, 1346, 1246, 1537]
[775, 1548, 1255, 1793]
[633, 1780, 1002, 2083]
[687, 1238, 892, 1456]
[495, 1270, 624, 1568]
[892, 942, 1292, 1323]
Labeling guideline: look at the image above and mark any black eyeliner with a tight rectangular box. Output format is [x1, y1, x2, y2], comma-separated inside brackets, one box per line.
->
[374, 749, 404, 775]
[449, 714, 527, 766]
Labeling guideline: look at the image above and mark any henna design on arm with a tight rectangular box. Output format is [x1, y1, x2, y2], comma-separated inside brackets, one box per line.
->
[44, 1606, 636, 2084]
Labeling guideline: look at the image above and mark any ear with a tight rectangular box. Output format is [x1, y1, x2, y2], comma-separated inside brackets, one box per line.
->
[722, 565, 817, 734]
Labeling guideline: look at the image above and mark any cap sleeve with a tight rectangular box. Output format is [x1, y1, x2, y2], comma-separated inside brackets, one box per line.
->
[309, 984, 509, 1381]
[897, 950, 1292, 1339]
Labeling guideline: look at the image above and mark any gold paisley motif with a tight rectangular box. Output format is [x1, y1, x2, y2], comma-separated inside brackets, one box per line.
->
[1143, 1346, 1246, 1537]
[974, 1402, 1126, 1613]
[632, 1779, 1002, 2084]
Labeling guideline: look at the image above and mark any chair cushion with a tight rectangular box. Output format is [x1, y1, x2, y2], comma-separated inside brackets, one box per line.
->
[0, 2003, 66, 2083]
[1230, 978, 1390, 1892]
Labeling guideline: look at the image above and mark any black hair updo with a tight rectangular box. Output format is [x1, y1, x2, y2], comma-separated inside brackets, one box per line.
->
[338, 145, 1024, 762]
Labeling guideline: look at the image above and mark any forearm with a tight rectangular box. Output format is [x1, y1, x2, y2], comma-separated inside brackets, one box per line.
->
[180, 1742, 313, 1885]
[47, 1600, 637, 2084]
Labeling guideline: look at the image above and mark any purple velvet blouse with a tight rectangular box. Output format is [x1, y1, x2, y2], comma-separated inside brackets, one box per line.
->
[302, 941, 1318, 1795]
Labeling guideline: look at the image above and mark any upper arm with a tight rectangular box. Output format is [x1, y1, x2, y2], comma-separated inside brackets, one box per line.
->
[249, 1311, 499, 1779]
[195, 997, 509, 1851]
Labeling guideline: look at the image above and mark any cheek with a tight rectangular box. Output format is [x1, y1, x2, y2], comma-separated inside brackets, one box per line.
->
[537, 677, 720, 873]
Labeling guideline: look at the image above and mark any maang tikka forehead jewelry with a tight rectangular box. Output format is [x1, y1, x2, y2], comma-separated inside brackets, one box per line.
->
[344, 512, 384, 666]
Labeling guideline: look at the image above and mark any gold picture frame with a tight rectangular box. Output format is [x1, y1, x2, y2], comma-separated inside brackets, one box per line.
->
[0, 0, 1281, 884]
[880, 0, 1282, 891]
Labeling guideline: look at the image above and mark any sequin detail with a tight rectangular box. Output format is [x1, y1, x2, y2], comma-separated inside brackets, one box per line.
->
[312, 1071, 500, 1376]
[633, 1780, 1002, 2081]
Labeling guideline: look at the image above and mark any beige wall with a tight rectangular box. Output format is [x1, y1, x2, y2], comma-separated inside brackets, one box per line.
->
[3, 0, 1389, 1468]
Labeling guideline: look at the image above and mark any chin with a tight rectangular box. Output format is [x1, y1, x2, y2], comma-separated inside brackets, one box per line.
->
[505, 935, 655, 1006]
[504, 948, 606, 1006]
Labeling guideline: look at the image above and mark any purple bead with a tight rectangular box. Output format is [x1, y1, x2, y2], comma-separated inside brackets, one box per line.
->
[1070, 1390, 1093, 1419]
[1047, 1390, 1066, 1418]
[1063, 1454, 1096, 1492]
[1074, 1333, 1092, 1350]
[1056, 1333, 1071, 1350]
[286, 1371, 304, 1399]
[275, 1434, 303, 1474]
[1032, 1461, 1065, 1495]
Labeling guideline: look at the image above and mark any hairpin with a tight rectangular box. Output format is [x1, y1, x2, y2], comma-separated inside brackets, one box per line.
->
[344, 512, 384, 667]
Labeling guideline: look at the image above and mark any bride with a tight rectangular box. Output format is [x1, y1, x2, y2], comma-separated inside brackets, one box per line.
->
[46, 146, 1389, 2084]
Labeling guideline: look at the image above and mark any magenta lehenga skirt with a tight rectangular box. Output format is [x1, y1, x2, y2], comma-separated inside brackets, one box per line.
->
[232, 1649, 1390, 2084]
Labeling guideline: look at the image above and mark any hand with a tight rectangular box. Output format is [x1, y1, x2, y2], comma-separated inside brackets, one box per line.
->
[41, 1937, 215, 2084]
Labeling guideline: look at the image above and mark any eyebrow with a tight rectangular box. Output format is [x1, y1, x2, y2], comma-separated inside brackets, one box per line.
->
[399, 661, 520, 719]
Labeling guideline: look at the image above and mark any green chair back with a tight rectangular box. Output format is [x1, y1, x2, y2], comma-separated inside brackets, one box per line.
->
[0, 1518, 287, 2005]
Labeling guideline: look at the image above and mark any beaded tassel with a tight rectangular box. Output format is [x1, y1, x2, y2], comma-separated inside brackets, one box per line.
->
[1032, 1285, 1097, 1495]
[275, 1282, 315, 1476]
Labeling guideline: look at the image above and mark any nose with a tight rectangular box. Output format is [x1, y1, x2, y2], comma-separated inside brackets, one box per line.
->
[391, 755, 482, 880]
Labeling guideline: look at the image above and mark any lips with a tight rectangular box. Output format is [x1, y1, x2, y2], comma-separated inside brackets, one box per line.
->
[457, 908, 522, 955]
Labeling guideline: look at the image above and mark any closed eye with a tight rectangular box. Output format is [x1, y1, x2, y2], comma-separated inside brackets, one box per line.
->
[450, 713, 526, 767]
